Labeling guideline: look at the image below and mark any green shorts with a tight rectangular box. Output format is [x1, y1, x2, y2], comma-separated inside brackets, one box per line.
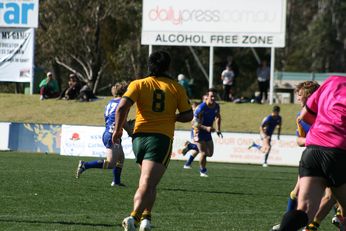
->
[132, 133, 173, 167]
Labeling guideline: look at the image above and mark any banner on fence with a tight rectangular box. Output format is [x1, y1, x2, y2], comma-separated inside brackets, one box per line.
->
[171, 131, 303, 166]
[60, 125, 134, 158]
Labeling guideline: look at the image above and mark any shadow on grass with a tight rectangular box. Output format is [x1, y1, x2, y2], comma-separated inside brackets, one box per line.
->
[161, 187, 284, 197]
[0, 218, 120, 228]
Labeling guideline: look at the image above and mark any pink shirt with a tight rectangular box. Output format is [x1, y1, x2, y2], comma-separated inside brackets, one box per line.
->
[305, 76, 346, 150]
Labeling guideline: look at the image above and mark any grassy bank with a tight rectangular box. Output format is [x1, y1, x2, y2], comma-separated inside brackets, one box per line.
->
[0, 93, 300, 134]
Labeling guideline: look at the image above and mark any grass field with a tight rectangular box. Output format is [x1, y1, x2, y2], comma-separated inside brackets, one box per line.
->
[0, 152, 337, 231]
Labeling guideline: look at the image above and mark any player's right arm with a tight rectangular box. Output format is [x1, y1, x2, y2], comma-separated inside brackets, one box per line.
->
[112, 98, 132, 143]
[260, 117, 269, 138]
[296, 115, 309, 147]
[112, 81, 138, 143]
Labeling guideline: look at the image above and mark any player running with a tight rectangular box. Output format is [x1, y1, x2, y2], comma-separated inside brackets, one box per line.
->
[183, 88, 223, 177]
[75, 82, 132, 187]
[249, 105, 282, 167]
[112, 51, 193, 231]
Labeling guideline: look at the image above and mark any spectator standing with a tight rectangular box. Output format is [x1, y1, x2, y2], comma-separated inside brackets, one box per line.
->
[226, 56, 239, 81]
[256, 60, 270, 103]
[221, 64, 235, 101]
[178, 74, 192, 98]
[39, 72, 60, 100]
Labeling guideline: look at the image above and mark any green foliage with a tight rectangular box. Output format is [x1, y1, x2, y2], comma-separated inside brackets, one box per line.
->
[17, 1, 346, 99]
[0, 152, 337, 230]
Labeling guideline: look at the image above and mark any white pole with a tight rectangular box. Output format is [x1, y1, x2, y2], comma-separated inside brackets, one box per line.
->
[188, 46, 209, 82]
[209, 46, 214, 88]
[30, 28, 35, 95]
[148, 45, 152, 56]
[269, 47, 275, 104]
[251, 47, 261, 64]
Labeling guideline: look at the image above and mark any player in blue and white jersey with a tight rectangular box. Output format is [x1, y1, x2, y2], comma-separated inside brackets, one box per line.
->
[75, 82, 132, 186]
[183, 89, 223, 177]
[249, 105, 282, 167]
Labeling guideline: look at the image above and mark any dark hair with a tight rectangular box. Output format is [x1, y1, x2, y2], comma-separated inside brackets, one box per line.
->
[69, 74, 77, 81]
[273, 105, 280, 112]
[148, 51, 171, 76]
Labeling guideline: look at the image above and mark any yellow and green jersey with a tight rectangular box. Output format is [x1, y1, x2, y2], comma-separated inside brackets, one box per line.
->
[123, 76, 191, 139]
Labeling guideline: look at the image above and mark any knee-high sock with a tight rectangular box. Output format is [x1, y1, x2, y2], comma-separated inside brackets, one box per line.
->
[185, 155, 195, 166]
[279, 210, 308, 231]
[113, 166, 122, 184]
[286, 192, 297, 212]
[263, 153, 269, 164]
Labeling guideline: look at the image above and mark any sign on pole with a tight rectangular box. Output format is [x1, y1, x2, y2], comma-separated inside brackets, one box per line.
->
[142, 0, 286, 47]
[0, 0, 39, 91]
[0, 0, 39, 28]
[0, 28, 34, 82]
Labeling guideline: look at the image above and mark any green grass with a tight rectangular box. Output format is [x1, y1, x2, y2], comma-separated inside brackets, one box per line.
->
[0, 152, 337, 231]
[0, 93, 300, 134]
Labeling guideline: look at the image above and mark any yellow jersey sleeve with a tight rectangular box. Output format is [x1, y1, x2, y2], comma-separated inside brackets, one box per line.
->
[123, 80, 140, 103]
[176, 84, 192, 113]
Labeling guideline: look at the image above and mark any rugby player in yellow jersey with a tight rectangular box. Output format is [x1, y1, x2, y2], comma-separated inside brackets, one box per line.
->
[112, 51, 193, 231]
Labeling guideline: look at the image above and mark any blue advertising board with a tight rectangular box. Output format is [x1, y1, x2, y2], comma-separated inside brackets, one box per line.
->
[9, 123, 61, 153]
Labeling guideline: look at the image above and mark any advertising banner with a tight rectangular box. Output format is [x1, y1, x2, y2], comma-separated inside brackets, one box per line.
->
[171, 131, 303, 167]
[0, 28, 34, 82]
[0, 0, 39, 28]
[60, 125, 135, 159]
[8, 123, 61, 153]
[142, 0, 286, 47]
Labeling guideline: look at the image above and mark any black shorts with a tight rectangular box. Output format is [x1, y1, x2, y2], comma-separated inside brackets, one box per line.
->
[299, 145, 346, 187]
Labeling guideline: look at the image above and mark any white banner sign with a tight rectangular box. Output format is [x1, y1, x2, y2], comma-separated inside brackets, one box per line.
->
[0, 122, 10, 150]
[0, 28, 34, 82]
[0, 0, 39, 28]
[60, 124, 303, 167]
[171, 131, 303, 167]
[60, 125, 135, 159]
[142, 0, 286, 47]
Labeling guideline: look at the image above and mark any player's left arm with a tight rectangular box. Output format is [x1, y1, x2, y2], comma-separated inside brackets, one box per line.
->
[215, 112, 223, 138]
[277, 118, 282, 140]
[215, 104, 222, 138]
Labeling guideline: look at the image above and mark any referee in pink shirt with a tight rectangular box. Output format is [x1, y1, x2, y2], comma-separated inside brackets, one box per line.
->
[278, 76, 346, 231]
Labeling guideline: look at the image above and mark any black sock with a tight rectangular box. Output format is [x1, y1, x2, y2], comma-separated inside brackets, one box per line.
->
[279, 210, 308, 231]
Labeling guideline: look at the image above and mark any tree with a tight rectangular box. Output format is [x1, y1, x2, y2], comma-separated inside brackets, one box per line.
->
[37, 0, 115, 93]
